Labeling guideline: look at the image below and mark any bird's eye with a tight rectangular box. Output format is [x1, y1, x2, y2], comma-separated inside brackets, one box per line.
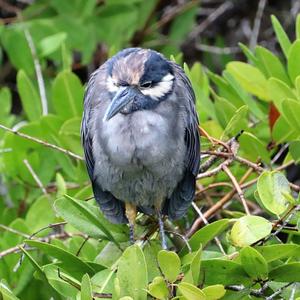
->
[140, 81, 152, 88]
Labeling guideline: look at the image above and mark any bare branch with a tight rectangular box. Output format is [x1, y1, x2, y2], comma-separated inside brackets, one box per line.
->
[23, 159, 47, 195]
[249, 0, 267, 50]
[24, 28, 48, 115]
[0, 124, 84, 161]
[222, 165, 250, 215]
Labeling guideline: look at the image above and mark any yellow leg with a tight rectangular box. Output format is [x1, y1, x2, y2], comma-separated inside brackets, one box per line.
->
[125, 202, 137, 244]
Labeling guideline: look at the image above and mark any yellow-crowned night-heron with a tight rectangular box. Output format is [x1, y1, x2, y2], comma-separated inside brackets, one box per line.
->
[81, 48, 200, 249]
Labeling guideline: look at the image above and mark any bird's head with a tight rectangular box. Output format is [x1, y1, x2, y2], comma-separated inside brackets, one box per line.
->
[103, 48, 175, 121]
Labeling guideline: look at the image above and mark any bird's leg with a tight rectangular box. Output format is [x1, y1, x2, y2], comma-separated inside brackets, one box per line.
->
[157, 211, 167, 250]
[125, 202, 137, 244]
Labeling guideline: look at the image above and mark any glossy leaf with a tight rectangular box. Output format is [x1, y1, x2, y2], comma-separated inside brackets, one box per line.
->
[17, 70, 42, 121]
[226, 62, 269, 101]
[271, 15, 292, 57]
[117, 245, 148, 300]
[257, 171, 292, 215]
[52, 70, 84, 119]
[39, 32, 67, 57]
[287, 40, 300, 83]
[25, 240, 95, 279]
[177, 282, 206, 300]
[255, 244, 299, 262]
[230, 216, 272, 247]
[182, 219, 230, 255]
[255, 46, 290, 84]
[54, 195, 122, 247]
[281, 98, 300, 133]
[148, 276, 169, 300]
[201, 259, 250, 285]
[81, 274, 93, 300]
[157, 250, 181, 283]
[240, 246, 268, 280]
[202, 285, 226, 300]
[269, 262, 300, 282]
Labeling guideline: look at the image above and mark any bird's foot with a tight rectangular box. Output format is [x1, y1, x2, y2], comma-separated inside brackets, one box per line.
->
[129, 222, 135, 245]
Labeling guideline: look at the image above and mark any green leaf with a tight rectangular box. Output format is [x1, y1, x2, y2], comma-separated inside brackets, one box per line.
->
[226, 62, 269, 101]
[17, 70, 42, 121]
[238, 43, 258, 64]
[25, 240, 95, 279]
[257, 171, 292, 215]
[267, 78, 296, 113]
[38, 32, 67, 57]
[272, 116, 298, 143]
[25, 195, 55, 233]
[269, 262, 300, 282]
[271, 15, 292, 58]
[59, 117, 81, 137]
[81, 274, 93, 300]
[18, 246, 47, 280]
[0, 87, 12, 116]
[202, 285, 226, 300]
[186, 247, 202, 286]
[1, 28, 34, 74]
[52, 70, 84, 119]
[240, 246, 268, 280]
[54, 195, 122, 247]
[290, 140, 300, 163]
[222, 105, 248, 138]
[230, 216, 272, 247]
[255, 46, 290, 84]
[0, 281, 20, 300]
[201, 259, 250, 285]
[41, 264, 79, 298]
[148, 276, 169, 300]
[281, 98, 300, 133]
[239, 131, 270, 163]
[117, 245, 148, 300]
[255, 244, 299, 262]
[181, 219, 230, 255]
[177, 282, 206, 300]
[157, 250, 181, 283]
[214, 97, 236, 129]
[288, 40, 300, 83]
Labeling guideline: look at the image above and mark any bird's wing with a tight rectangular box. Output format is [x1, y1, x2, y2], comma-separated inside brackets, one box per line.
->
[81, 69, 127, 224]
[164, 63, 200, 220]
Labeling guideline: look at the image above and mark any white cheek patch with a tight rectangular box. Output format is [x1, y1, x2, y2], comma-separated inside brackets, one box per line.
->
[106, 76, 119, 93]
[141, 74, 174, 100]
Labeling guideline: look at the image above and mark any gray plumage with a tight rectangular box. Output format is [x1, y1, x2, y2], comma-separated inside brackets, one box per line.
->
[81, 48, 200, 224]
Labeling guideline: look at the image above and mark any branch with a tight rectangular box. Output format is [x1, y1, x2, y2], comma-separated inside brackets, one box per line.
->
[23, 159, 47, 195]
[0, 124, 84, 161]
[222, 165, 250, 215]
[24, 28, 48, 115]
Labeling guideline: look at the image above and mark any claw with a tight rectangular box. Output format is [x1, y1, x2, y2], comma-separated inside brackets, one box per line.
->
[158, 211, 167, 250]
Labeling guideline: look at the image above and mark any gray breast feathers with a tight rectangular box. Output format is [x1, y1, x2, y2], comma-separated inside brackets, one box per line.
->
[81, 61, 200, 223]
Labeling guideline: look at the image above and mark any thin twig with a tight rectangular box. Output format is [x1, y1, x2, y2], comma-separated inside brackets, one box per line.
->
[23, 159, 47, 195]
[266, 283, 294, 300]
[24, 28, 48, 115]
[0, 124, 83, 161]
[0, 232, 72, 259]
[249, 0, 267, 50]
[189, 1, 233, 40]
[192, 202, 226, 255]
[0, 224, 30, 238]
[222, 165, 250, 215]
[196, 44, 241, 55]
[76, 236, 90, 256]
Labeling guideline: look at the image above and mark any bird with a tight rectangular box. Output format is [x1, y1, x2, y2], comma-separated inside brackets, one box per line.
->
[81, 48, 200, 249]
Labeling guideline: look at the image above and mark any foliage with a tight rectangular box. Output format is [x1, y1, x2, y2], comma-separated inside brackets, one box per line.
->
[0, 1, 300, 299]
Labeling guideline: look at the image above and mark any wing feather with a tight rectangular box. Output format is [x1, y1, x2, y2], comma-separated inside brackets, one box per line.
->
[165, 63, 200, 220]
[81, 69, 127, 224]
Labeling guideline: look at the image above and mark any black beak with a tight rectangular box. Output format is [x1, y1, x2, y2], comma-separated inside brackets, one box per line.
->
[103, 87, 137, 121]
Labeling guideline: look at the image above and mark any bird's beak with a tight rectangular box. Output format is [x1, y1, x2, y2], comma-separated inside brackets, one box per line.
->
[103, 87, 135, 121]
